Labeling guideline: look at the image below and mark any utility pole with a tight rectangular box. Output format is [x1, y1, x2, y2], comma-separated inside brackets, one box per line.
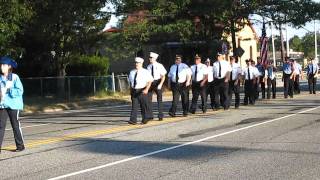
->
[279, 23, 285, 62]
[315, 20, 318, 61]
[285, 22, 290, 57]
[270, 22, 276, 66]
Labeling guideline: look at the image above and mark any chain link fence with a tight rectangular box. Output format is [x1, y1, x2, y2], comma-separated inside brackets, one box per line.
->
[21, 74, 130, 100]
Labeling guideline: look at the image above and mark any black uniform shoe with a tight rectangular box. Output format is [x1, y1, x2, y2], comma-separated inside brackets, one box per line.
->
[128, 121, 137, 125]
[168, 112, 176, 117]
[142, 119, 151, 124]
[14, 146, 25, 152]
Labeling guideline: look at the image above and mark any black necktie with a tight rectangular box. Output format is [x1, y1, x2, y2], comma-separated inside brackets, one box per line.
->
[176, 64, 179, 83]
[248, 67, 251, 80]
[194, 65, 198, 81]
[133, 72, 138, 88]
[311, 64, 314, 75]
[230, 65, 233, 80]
[219, 62, 221, 78]
[151, 65, 154, 78]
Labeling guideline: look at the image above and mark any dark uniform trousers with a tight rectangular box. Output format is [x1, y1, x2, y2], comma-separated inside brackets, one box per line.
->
[0, 109, 24, 150]
[130, 88, 153, 123]
[228, 80, 240, 108]
[308, 74, 317, 94]
[256, 76, 266, 99]
[244, 80, 255, 105]
[169, 82, 189, 115]
[213, 78, 229, 109]
[206, 81, 215, 108]
[190, 81, 207, 113]
[283, 73, 293, 98]
[148, 80, 164, 119]
[294, 75, 300, 94]
[267, 78, 276, 99]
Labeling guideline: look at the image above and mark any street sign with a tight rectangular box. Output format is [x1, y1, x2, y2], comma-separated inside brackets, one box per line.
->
[235, 47, 245, 57]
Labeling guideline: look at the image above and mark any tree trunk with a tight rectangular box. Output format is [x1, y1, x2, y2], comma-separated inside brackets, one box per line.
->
[279, 23, 285, 62]
[57, 62, 66, 99]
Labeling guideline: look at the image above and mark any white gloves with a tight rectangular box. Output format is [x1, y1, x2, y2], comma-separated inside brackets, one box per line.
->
[157, 84, 162, 90]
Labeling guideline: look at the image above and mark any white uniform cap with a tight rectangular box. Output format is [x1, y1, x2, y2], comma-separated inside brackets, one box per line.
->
[135, 57, 144, 63]
[206, 58, 210, 62]
[229, 52, 234, 57]
[150, 52, 159, 60]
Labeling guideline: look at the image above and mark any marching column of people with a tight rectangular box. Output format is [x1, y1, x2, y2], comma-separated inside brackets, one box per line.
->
[128, 53, 319, 125]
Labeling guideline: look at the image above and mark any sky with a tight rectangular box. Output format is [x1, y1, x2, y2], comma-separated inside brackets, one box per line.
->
[104, 1, 320, 40]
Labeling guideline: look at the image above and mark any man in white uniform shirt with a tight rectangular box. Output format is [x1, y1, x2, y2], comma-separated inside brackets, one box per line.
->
[212, 52, 232, 110]
[128, 57, 154, 125]
[205, 58, 215, 109]
[293, 60, 302, 94]
[147, 52, 167, 121]
[168, 55, 192, 117]
[228, 55, 241, 109]
[189, 54, 208, 114]
[265, 60, 277, 99]
[242, 59, 258, 105]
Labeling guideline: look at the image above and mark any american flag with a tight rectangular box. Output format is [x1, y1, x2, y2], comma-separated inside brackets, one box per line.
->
[260, 22, 268, 65]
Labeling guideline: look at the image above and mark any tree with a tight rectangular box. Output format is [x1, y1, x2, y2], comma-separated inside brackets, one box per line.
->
[110, 0, 320, 59]
[17, 0, 110, 97]
[0, 1, 32, 56]
[289, 35, 303, 52]
[301, 32, 320, 59]
[19, 0, 110, 77]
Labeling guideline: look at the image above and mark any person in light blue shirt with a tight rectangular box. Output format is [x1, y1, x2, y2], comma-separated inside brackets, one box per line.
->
[307, 58, 319, 94]
[282, 57, 295, 98]
[0, 56, 25, 153]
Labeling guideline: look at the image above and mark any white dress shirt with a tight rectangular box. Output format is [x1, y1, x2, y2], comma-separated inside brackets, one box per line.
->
[190, 63, 208, 82]
[168, 63, 191, 83]
[293, 63, 302, 75]
[147, 62, 167, 81]
[242, 66, 259, 80]
[230, 63, 242, 81]
[129, 68, 153, 89]
[265, 66, 276, 80]
[213, 60, 232, 79]
[207, 66, 214, 83]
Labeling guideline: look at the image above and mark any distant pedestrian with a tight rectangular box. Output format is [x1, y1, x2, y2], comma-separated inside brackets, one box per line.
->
[265, 60, 277, 99]
[282, 57, 295, 98]
[228, 55, 241, 109]
[212, 52, 232, 110]
[190, 54, 208, 114]
[242, 59, 257, 105]
[293, 59, 302, 94]
[307, 58, 319, 94]
[147, 52, 167, 121]
[255, 58, 265, 99]
[168, 55, 192, 117]
[205, 58, 215, 109]
[128, 57, 153, 125]
[0, 56, 25, 153]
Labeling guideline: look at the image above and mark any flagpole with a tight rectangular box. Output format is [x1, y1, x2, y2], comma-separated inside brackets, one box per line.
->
[285, 23, 290, 57]
[270, 22, 276, 66]
[315, 20, 318, 61]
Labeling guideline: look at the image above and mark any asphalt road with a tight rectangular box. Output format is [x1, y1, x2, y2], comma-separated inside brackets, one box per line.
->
[1, 82, 320, 180]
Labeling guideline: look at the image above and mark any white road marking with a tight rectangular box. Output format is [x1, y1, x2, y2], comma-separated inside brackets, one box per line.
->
[5, 124, 50, 131]
[48, 106, 320, 180]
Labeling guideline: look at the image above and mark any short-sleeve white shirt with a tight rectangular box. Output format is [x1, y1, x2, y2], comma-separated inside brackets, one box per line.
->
[129, 68, 153, 89]
[147, 62, 167, 81]
[168, 63, 191, 83]
[213, 60, 232, 79]
[190, 63, 208, 82]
